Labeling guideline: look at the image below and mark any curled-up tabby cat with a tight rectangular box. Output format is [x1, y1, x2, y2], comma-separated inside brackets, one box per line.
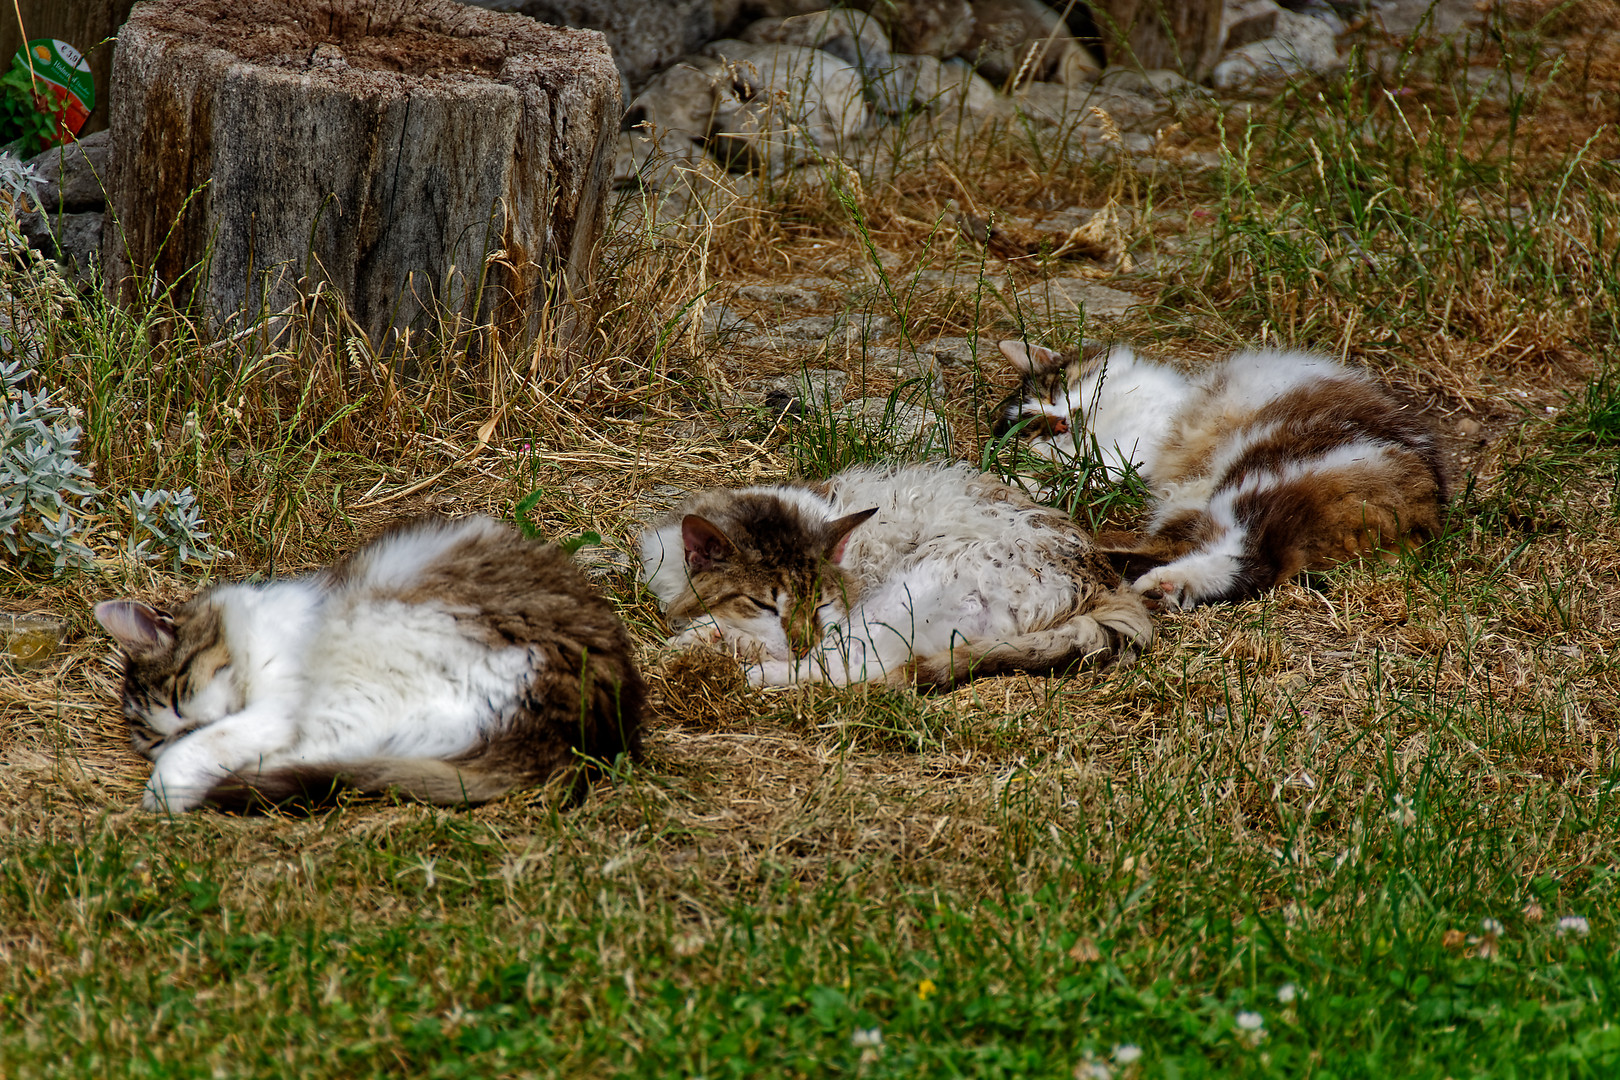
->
[640, 462, 1152, 688]
[995, 340, 1447, 609]
[94, 516, 643, 813]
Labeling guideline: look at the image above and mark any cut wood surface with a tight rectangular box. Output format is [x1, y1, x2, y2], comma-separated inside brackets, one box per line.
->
[103, 0, 622, 350]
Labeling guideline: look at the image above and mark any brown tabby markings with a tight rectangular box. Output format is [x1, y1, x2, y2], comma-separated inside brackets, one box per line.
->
[113, 516, 643, 809]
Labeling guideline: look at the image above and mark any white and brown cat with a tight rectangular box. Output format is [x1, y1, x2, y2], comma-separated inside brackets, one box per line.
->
[95, 516, 644, 813]
[994, 340, 1447, 609]
[640, 461, 1152, 687]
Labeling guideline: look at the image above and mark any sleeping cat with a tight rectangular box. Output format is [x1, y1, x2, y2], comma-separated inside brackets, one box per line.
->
[639, 461, 1152, 687]
[994, 340, 1447, 609]
[94, 515, 644, 813]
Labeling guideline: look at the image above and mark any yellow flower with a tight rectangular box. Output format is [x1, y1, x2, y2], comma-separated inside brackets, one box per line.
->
[917, 978, 937, 1001]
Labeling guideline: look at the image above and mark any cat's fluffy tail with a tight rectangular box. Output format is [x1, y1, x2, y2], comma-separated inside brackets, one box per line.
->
[898, 587, 1153, 689]
[204, 759, 571, 811]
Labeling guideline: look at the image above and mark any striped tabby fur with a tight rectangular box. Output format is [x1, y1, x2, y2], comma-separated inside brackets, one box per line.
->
[94, 516, 643, 813]
[995, 341, 1447, 609]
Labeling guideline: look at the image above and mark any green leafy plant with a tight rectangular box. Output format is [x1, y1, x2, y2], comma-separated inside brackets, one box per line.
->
[0, 56, 65, 153]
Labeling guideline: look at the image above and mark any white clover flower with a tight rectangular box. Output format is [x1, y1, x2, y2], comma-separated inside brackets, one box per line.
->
[851, 1028, 884, 1048]
[1073, 1054, 1111, 1080]
[1236, 1011, 1264, 1032]
[1277, 983, 1297, 1004]
[1556, 915, 1590, 937]
[1388, 793, 1416, 827]
[1481, 918, 1505, 936]
[1113, 1043, 1143, 1064]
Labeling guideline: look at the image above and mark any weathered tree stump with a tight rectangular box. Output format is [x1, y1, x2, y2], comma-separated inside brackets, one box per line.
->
[102, 0, 621, 350]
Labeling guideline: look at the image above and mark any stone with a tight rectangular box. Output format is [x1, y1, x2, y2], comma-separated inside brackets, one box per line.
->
[621, 57, 729, 186]
[835, 396, 948, 448]
[737, 282, 821, 308]
[455, 0, 727, 89]
[20, 211, 103, 280]
[1013, 83, 1166, 132]
[869, 54, 1004, 119]
[1211, 9, 1343, 90]
[1222, 0, 1282, 50]
[1014, 278, 1139, 320]
[1095, 67, 1196, 99]
[961, 0, 1102, 87]
[1370, 0, 1484, 38]
[740, 10, 892, 79]
[22, 131, 112, 213]
[920, 335, 994, 368]
[763, 367, 849, 415]
[861, 0, 976, 57]
[701, 40, 868, 172]
[858, 346, 946, 395]
[700, 302, 754, 336]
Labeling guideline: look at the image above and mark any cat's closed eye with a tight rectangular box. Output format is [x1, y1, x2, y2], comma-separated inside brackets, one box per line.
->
[747, 598, 780, 616]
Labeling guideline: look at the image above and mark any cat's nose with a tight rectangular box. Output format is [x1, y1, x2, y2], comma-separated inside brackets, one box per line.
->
[1052, 418, 1070, 435]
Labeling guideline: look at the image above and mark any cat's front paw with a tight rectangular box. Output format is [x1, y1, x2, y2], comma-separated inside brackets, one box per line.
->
[1132, 574, 1193, 612]
[668, 624, 726, 651]
[141, 773, 210, 813]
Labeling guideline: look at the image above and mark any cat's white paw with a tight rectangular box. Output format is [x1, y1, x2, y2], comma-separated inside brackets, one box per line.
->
[668, 624, 726, 651]
[1132, 574, 1194, 612]
[141, 773, 209, 813]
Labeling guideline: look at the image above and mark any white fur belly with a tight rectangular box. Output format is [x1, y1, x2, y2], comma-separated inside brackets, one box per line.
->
[274, 602, 537, 764]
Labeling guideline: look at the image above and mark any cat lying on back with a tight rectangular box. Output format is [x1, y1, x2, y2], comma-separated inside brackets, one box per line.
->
[95, 516, 643, 813]
[994, 341, 1447, 609]
[640, 462, 1152, 687]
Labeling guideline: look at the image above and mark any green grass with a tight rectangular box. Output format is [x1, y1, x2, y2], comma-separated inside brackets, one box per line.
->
[6, 6, 1620, 1077]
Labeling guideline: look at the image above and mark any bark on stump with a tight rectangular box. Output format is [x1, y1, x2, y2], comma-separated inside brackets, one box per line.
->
[103, 0, 621, 350]
[1090, 0, 1224, 83]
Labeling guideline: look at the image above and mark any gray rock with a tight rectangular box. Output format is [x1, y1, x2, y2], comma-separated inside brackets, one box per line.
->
[1211, 9, 1343, 90]
[858, 346, 945, 395]
[1095, 67, 1196, 99]
[737, 282, 821, 308]
[1013, 83, 1167, 132]
[740, 10, 893, 79]
[1014, 278, 1139, 320]
[870, 54, 1005, 118]
[20, 211, 103, 280]
[617, 56, 738, 188]
[702, 40, 868, 172]
[920, 335, 993, 368]
[1222, 0, 1282, 51]
[836, 396, 948, 447]
[22, 130, 111, 213]
[456, 0, 727, 89]
[868, 0, 977, 57]
[1370, 0, 1483, 37]
[960, 0, 1101, 87]
[697, 302, 755, 336]
[763, 367, 849, 415]
[770, 313, 893, 343]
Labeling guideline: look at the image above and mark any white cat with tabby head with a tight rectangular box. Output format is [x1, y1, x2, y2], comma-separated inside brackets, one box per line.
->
[641, 462, 1152, 687]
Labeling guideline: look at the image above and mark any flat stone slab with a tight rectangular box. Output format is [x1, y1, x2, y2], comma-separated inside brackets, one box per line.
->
[1014, 278, 1140, 319]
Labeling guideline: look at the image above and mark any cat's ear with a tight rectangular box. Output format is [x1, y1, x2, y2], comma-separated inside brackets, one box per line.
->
[681, 515, 735, 571]
[94, 600, 175, 657]
[823, 507, 878, 564]
[998, 340, 1064, 373]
